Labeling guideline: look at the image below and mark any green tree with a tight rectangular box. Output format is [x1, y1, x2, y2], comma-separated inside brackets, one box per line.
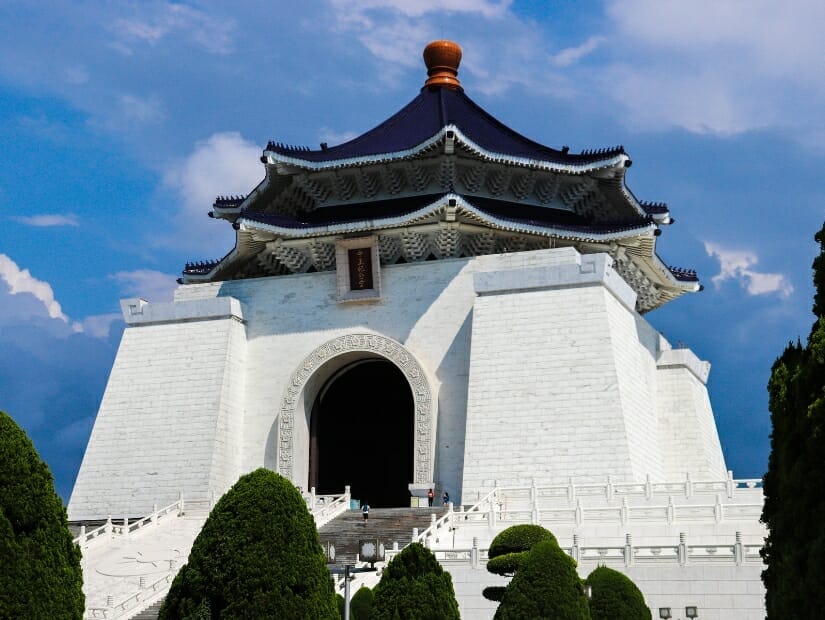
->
[762, 223, 825, 618]
[585, 566, 650, 620]
[483, 524, 556, 601]
[495, 539, 590, 620]
[160, 468, 337, 619]
[371, 542, 460, 620]
[0, 410, 84, 618]
[350, 585, 374, 619]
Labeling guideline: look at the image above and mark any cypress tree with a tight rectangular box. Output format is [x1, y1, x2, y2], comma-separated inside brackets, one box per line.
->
[0, 410, 84, 618]
[350, 585, 374, 619]
[585, 565, 650, 620]
[160, 468, 337, 619]
[495, 539, 590, 620]
[761, 223, 825, 617]
[371, 542, 460, 619]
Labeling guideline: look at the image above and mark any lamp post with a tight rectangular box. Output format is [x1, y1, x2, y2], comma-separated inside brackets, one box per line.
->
[326, 540, 382, 620]
[658, 608, 672, 619]
[685, 606, 699, 618]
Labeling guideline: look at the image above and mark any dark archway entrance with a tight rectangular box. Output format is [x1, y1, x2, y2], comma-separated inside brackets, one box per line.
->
[309, 359, 414, 507]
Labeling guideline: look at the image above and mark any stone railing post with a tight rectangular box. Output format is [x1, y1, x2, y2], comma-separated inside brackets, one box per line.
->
[645, 474, 652, 500]
[412, 527, 419, 541]
[179, 492, 185, 516]
[105, 516, 112, 535]
[726, 470, 735, 499]
[667, 496, 675, 524]
[734, 531, 744, 566]
[487, 506, 496, 527]
[123, 517, 129, 537]
[571, 534, 581, 564]
[714, 493, 724, 523]
[310, 486, 316, 508]
[79, 525, 86, 541]
[574, 499, 582, 526]
[620, 498, 628, 525]
[344, 485, 351, 504]
[624, 534, 634, 567]
[606, 475, 614, 502]
[152, 503, 158, 524]
[567, 477, 575, 502]
[530, 478, 538, 524]
[471, 537, 480, 569]
[678, 532, 687, 565]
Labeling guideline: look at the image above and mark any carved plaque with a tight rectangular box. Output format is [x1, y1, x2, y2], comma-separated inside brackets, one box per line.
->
[348, 247, 373, 290]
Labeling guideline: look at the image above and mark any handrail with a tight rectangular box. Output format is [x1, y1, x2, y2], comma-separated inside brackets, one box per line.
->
[414, 503, 455, 545]
[84, 571, 177, 620]
[74, 499, 184, 550]
[304, 486, 351, 528]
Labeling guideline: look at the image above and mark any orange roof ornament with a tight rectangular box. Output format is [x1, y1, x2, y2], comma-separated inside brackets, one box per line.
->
[423, 40, 462, 89]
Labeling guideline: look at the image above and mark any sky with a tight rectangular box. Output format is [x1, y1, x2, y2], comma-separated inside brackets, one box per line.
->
[0, 1, 823, 501]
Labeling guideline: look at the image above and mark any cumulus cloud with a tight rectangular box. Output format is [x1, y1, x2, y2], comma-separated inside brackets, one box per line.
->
[163, 131, 264, 251]
[705, 242, 793, 298]
[11, 213, 79, 227]
[330, 0, 511, 20]
[110, 269, 178, 303]
[118, 93, 166, 124]
[0, 254, 69, 322]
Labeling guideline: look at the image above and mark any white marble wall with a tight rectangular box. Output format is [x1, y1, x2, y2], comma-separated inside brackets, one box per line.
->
[70, 247, 727, 519]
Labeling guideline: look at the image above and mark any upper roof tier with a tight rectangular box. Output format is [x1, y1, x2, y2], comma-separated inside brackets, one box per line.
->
[264, 39, 626, 173]
[265, 85, 627, 170]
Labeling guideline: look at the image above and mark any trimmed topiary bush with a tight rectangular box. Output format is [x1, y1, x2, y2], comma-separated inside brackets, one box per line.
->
[495, 539, 590, 619]
[350, 585, 374, 619]
[484, 524, 556, 601]
[585, 566, 650, 620]
[159, 468, 337, 619]
[371, 542, 460, 619]
[0, 410, 84, 618]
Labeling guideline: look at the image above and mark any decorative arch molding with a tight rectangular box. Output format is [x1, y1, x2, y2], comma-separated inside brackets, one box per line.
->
[277, 333, 434, 485]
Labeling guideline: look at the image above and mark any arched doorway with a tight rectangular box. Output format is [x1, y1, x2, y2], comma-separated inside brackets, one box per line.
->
[308, 359, 414, 507]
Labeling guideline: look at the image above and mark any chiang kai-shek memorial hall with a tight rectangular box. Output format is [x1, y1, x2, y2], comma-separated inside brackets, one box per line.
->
[69, 41, 767, 619]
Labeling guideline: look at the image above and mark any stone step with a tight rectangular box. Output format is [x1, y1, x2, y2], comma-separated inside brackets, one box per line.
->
[319, 507, 446, 566]
[130, 599, 164, 620]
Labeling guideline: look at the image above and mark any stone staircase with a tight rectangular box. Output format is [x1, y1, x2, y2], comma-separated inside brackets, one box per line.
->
[129, 599, 163, 620]
[319, 507, 446, 566]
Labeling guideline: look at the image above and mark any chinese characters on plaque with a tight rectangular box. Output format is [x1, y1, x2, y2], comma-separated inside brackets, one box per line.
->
[348, 248, 374, 290]
[336, 236, 381, 302]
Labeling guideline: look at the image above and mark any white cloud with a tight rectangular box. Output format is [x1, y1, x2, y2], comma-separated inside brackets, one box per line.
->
[79, 313, 123, 339]
[329, 0, 511, 19]
[163, 131, 263, 251]
[118, 93, 166, 124]
[552, 36, 604, 67]
[110, 269, 178, 303]
[602, 0, 825, 136]
[704, 242, 793, 298]
[319, 127, 358, 146]
[11, 213, 79, 227]
[0, 254, 69, 322]
[110, 2, 235, 55]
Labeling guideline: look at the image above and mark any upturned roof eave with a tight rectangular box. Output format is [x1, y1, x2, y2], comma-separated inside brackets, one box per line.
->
[263, 125, 629, 175]
[237, 193, 656, 243]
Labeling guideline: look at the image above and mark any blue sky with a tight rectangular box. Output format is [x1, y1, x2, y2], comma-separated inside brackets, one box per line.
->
[1, 1, 823, 500]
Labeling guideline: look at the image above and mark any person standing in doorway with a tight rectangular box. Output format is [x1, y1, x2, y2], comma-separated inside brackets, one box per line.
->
[362, 501, 370, 524]
[427, 488, 434, 507]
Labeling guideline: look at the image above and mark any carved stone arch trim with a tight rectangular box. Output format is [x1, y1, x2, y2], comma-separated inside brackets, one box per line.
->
[277, 333, 434, 484]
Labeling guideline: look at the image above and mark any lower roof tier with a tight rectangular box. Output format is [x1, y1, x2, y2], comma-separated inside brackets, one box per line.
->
[182, 193, 698, 313]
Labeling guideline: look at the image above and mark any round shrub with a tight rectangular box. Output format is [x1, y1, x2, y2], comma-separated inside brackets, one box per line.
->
[585, 566, 651, 620]
[0, 410, 84, 618]
[371, 542, 460, 619]
[495, 539, 590, 620]
[160, 468, 337, 619]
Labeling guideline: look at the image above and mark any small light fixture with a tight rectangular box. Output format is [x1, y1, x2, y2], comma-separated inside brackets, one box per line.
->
[658, 609, 672, 619]
[585, 584, 592, 599]
[685, 606, 699, 618]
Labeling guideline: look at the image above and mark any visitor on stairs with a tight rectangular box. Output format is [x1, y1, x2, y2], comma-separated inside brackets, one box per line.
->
[427, 488, 434, 507]
[362, 501, 369, 524]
